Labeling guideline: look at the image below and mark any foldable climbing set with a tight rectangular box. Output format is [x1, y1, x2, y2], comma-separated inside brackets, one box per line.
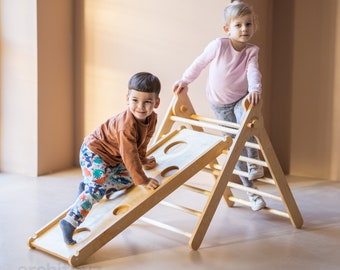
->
[28, 91, 303, 266]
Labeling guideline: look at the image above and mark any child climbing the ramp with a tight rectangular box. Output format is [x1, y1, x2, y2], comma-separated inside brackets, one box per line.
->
[60, 72, 161, 244]
[173, 1, 266, 211]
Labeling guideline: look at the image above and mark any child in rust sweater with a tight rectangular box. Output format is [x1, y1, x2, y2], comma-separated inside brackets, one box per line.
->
[60, 72, 161, 244]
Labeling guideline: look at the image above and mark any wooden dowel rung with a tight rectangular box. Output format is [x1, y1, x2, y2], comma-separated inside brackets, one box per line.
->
[227, 182, 282, 201]
[265, 208, 290, 218]
[205, 166, 275, 185]
[217, 155, 267, 168]
[139, 217, 192, 238]
[245, 141, 261, 150]
[182, 184, 211, 196]
[257, 177, 275, 185]
[160, 201, 202, 217]
[207, 165, 274, 184]
[238, 156, 268, 167]
[169, 117, 262, 154]
[222, 142, 261, 151]
[207, 163, 275, 181]
[233, 169, 249, 178]
[209, 163, 222, 171]
[203, 165, 242, 178]
[170, 116, 238, 135]
[227, 196, 289, 219]
[204, 166, 275, 185]
[190, 114, 240, 129]
[201, 167, 221, 177]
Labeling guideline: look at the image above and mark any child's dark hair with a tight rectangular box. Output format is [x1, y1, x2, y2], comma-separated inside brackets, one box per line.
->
[128, 72, 161, 96]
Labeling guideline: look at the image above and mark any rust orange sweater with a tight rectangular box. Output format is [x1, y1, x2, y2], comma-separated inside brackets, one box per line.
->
[84, 109, 157, 185]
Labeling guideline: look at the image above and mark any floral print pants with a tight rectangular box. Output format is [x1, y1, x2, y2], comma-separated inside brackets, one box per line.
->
[66, 143, 134, 227]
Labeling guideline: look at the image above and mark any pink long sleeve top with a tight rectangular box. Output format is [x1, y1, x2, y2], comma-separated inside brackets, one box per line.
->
[181, 37, 262, 105]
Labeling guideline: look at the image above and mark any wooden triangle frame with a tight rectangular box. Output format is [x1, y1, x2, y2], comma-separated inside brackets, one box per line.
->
[155, 91, 303, 231]
[28, 91, 303, 266]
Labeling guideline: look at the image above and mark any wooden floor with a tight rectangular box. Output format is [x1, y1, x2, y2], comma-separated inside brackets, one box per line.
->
[1, 168, 339, 269]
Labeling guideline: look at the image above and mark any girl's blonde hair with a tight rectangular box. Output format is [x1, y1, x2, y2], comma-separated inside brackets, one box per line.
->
[223, 1, 258, 31]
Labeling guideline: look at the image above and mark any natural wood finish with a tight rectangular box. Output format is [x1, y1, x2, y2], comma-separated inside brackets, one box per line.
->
[154, 91, 303, 250]
[28, 127, 230, 266]
[28, 90, 303, 266]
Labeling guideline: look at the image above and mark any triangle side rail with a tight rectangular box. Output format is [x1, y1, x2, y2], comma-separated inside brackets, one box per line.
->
[253, 125, 304, 228]
[190, 104, 256, 249]
[240, 99, 303, 228]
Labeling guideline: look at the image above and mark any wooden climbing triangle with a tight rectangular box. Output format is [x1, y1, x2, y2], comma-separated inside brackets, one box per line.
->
[28, 90, 303, 267]
[155, 90, 303, 231]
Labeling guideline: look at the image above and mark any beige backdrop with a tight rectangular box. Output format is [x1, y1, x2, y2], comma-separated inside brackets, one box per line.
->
[0, 0, 339, 181]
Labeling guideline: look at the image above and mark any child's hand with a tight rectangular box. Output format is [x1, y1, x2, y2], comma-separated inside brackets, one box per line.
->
[173, 80, 188, 94]
[143, 156, 157, 170]
[145, 178, 160, 190]
[247, 92, 261, 106]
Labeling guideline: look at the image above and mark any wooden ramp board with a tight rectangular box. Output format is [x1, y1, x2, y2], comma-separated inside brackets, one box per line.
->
[28, 127, 230, 266]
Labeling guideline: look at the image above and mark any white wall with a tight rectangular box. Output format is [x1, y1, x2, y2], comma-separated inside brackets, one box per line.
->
[289, 0, 339, 179]
[0, 0, 74, 176]
[0, 0, 38, 175]
[1, 0, 340, 180]
[74, 0, 228, 140]
[74, 0, 340, 181]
